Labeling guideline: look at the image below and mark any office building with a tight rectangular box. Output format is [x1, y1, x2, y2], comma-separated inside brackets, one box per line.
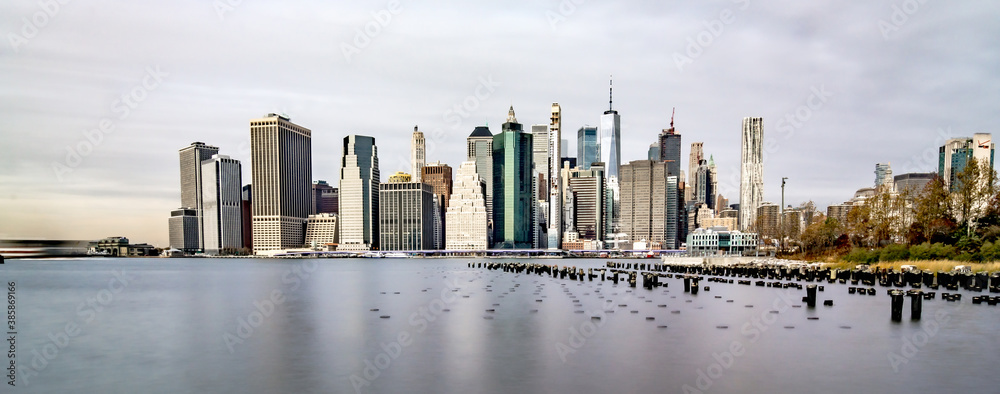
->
[647, 143, 660, 161]
[446, 161, 489, 250]
[177, 141, 219, 251]
[201, 154, 243, 255]
[241, 185, 252, 250]
[168, 208, 199, 254]
[564, 166, 605, 242]
[312, 180, 339, 214]
[532, 124, 550, 196]
[304, 213, 339, 249]
[411, 126, 425, 182]
[340, 135, 380, 251]
[740, 117, 764, 232]
[620, 160, 679, 249]
[423, 162, 453, 249]
[657, 119, 682, 177]
[250, 114, 312, 254]
[548, 102, 563, 250]
[468, 125, 494, 229]
[875, 163, 891, 188]
[939, 134, 995, 190]
[686, 142, 703, 202]
[756, 202, 779, 239]
[577, 126, 599, 170]
[492, 106, 534, 248]
[687, 227, 758, 256]
[379, 181, 434, 251]
[894, 172, 936, 195]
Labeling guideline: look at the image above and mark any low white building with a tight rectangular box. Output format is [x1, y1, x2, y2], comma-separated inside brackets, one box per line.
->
[686, 227, 757, 256]
[305, 213, 339, 249]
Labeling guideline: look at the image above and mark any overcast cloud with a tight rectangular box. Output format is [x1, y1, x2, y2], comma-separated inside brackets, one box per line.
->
[1, 0, 998, 247]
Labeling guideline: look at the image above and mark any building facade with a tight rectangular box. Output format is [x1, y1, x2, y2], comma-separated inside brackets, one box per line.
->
[564, 166, 605, 242]
[168, 208, 199, 254]
[339, 135, 380, 251]
[411, 126, 425, 182]
[577, 126, 599, 170]
[548, 102, 563, 250]
[201, 154, 243, 255]
[687, 142, 704, 202]
[446, 161, 489, 250]
[619, 160, 679, 249]
[492, 106, 534, 248]
[379, 182, 434, 251]
[740, 117, 764, 232]
[304, 213, 339, 249]
[939, 134, 995, 190]
[468, 125, 494, 229]
[177, 141, 219, 251]
[312, 180, 339, 214]
[687, 227, 758, 256]
[250, 114, 312, 254]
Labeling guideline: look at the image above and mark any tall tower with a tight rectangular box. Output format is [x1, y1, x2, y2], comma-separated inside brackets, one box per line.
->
[740, 117, 764, 232]
[250, 114, 312, 254]
[468, 125, 494, 237]
[201, 154, 243, 255]
[657, 112, 682, 177]
[577, 126, 599, 170]
[340, 135, 380, 251]
[548, 102, 563, 249]
[687, 141, 704, 202]
[493, 106, 533, 248]
[177, 141, 219, 251]
[411, 126, 425, 182]
[600, 77, 622, 241]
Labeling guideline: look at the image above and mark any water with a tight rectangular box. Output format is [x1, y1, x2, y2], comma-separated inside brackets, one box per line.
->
[4, 257, 998, 393]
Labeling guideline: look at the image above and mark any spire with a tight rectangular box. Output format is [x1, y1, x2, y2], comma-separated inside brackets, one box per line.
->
[609, 75, 613, 111]
[670, 107, 675, 129]
[506, 105, 517, 123]
[414, 125, 418, 132]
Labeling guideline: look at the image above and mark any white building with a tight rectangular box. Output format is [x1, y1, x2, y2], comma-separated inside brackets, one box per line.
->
[740, 117, 764, 232]
[548, 102, 563, 250]
[687, 227, 758, 256]
[339, 135, 380, 251]
[305, 213, 339, 249]
[202, 154, 243, 255]
[445, 161, 489, 250]
[411, 126, 425, 182]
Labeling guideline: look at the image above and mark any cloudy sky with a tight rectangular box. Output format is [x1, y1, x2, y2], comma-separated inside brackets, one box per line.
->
[1, 0, 998, 247]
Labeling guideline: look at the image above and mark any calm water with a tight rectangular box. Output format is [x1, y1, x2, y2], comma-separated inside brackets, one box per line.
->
[3, 257, 998, 393]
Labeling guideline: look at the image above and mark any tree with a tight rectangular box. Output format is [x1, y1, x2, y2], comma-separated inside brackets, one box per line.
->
[909, 176, 955, 244]
[800, 216, 841, 255]
[953, 157, 997, 234]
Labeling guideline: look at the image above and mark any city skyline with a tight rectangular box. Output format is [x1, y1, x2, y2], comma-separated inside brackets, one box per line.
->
[2, 2, 999, 247]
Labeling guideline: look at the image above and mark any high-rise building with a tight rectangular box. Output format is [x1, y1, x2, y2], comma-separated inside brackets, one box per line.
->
[379, 181, 434, 251]
[577, 126, 599, 170]
[548, 102, 563, 250]
[827, 204, 851, 225]
[740, 117, 764, 232]
[339, 135, 380, 251]
[874, 163, 891, 188]
[687, 142, 704, 201]
[939, 134, 995, 190]
[446, 161, 489, 250]
[201, 154, 243, 255]
[600, 79, 622, 240]
[647, 143, 660, 161]
[531, 124, 550, 196]
[894, 172, 936, 195]
[756, 202, 779, 239]
[619, 160, 679, 249]
[250, 114, 312, 254]
[423, 162, 453, 249]
[468, 125, 494, 234]
[411, 126, 425, 182]
[241, 185, 252, 250]
[564, 166, 605, 242]
[168, 208, 199, 254]
[177, 141, 219, 251]
[694, 158, 717, 210]
[312, 180, 339, 214]
[492, 106, 533, 248]
[657, 119, 682, 177]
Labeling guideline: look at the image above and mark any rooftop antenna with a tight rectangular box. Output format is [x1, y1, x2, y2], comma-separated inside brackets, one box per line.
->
[609, 75, 613, 111]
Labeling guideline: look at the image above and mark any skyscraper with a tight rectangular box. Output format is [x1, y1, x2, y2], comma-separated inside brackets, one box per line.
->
[201, 154, 243, 255]
[939, 133, 995, 190]
[423, 162, 453, 249]
[168, 208, 199, 254]
[577, 126, 599, 170]
[600, 78, 622, 241]
[740, 117, 764, 232]
[492, 106, 533, 248]
[250, 114, 312, 254]
[446, 161, 489, 250]
[339, 135, 380, 251]
[468, 125, 494, 235]
[874, 163, 891, 188]
[312, 180, 339, 214]
[379, 181, 434, 251]
[657, 118, 681, 177]
[564, 166, 604, 242]
[548, 102, 563, 250]
[177, 141, 219, 251]
[687, 142, 704, 202]
[411, 126, 425, 182]
[531, 124, 550, 194]
[619, 160, 679, 249]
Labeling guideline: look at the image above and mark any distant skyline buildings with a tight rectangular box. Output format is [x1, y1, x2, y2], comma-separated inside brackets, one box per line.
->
[467, 125, 495, 234]
[740, 117, 764, 232]
[446, 161, 489, 250]
[201, 154, 242, 255]
[249, 114, 312, 254]
[577, 126, 599, 170]
[176, 141, 218, 251]
[939, 133, 995, 190]
[687, 142, 704, 202]
[339, 135, 380, 251]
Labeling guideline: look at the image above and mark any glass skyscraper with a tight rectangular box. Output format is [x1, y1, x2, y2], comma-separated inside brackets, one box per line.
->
[339, 135, 380, 251]
[492, 106, 534, 249]
[577, 126, 599, 170]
